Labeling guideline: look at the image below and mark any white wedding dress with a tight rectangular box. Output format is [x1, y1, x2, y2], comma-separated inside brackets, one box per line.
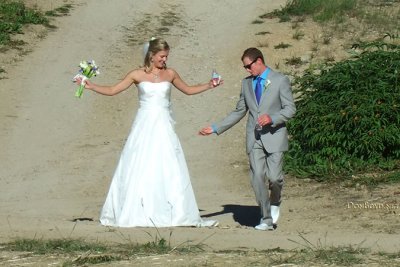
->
[100, 81, 217, 228]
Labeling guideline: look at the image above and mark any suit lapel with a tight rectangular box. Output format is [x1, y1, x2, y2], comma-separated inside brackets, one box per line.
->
[259, 81, 268, 105]
[245, 78, 257, 106]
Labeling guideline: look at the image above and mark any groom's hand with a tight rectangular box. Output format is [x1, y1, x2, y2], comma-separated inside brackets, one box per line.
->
[199, 126, 214, 136]
[258, 114, 272, 126]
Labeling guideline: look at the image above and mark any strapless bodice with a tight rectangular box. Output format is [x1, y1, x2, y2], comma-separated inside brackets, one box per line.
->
[137, 81, 171, 109]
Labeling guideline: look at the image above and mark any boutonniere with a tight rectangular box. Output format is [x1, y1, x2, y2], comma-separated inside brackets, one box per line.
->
[263, 79, 271, 92]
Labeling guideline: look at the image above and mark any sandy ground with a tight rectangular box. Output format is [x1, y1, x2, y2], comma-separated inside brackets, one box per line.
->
[1, 0, 399, 263]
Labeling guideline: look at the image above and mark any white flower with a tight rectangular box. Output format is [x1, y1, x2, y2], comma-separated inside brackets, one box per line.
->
[264, 79, 271, 91]
[79, 61, 89, 69]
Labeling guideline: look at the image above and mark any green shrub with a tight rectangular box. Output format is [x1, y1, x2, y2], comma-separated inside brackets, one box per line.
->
[274, 0, 357, 22]
[285, 42, 400, 180]
[274, 42, 292, 49]
[267, 0, 399, 31]
[0, 0, 49, 45]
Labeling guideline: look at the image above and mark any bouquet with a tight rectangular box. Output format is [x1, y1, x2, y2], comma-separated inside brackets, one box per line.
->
[72, 60, 100, 98]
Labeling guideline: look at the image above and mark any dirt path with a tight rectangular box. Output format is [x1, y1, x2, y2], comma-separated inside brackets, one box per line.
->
[0, 0, 399, 260]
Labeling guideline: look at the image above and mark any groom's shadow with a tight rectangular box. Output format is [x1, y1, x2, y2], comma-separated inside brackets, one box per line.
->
[201, 204, 260, 227]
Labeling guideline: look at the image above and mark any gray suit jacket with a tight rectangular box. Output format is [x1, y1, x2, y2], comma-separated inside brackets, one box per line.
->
[214, 69, 296, 154]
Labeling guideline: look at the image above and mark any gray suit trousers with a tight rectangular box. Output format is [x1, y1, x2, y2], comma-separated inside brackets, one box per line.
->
[249, 139, 284, 225]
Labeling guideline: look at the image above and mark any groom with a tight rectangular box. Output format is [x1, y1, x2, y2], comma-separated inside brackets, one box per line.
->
[199, 47, 296, 230]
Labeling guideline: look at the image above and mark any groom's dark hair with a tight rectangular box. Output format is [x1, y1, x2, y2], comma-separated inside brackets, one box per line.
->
[241, 47, 265, 64]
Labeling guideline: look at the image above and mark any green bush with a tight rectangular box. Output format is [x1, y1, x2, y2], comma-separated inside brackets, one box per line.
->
[274, 0, 357, 22]
[285, 42, 400, 180]
[267, 0, 400, 32]
[0, 0, 49, 45]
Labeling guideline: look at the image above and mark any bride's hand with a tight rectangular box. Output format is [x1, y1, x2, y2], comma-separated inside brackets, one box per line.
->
[209, 79, 223, 88]
[73, 76, 82, 85]
[83, 79, 95, 90]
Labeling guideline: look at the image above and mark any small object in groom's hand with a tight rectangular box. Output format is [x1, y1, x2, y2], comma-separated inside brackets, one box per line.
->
[255, 114, 262, 131]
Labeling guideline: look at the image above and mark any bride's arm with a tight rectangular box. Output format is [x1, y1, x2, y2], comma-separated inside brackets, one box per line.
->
[171, 69, 221, 95]
[82, 70, 138, 96]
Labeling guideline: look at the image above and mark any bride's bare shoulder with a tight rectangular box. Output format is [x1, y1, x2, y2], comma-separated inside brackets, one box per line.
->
[165, 68, 180, 78]
[129, 67, 146, 75]
[126, 68, 147, 80]
[165, 67, 176, 74]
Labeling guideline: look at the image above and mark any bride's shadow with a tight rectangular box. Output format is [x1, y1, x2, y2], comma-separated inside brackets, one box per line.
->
[201, 204, 260, 227]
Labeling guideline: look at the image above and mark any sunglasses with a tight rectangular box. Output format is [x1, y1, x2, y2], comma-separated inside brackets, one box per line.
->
[243, 57, 259, 69]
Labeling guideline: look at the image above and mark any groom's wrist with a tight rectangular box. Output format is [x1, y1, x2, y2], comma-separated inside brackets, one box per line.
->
[211, 124, 217, 134]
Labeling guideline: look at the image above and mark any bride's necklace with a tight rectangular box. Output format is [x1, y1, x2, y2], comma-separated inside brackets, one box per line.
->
[151, 69, 161, 80]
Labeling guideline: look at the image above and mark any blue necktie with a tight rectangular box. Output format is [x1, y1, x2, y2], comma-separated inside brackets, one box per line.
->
[255, 76, 262, 104]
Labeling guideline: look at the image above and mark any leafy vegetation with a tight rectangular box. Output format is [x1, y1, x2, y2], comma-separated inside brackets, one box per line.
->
[285, 37, 400, 181]
[6, 238, 108, 255]
[0, 1, 73, 46]
[292, 29, 304, 40]
[255, 31, 271, 36]
[45, 4, 73, 17]
[1, 236, 396, 266]
[0, 236, 207, 266]
[277, 0, 357, 22]
[274, 42, 292, 49]
[0, 0, 49, 45]
[257, 0, 400, 184]
[261, 0, 400, 33]
[251, 19, 264, 24]
[285, 56, 303, 66]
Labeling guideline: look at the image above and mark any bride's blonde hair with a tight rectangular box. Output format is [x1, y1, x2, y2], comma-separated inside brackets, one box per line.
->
[143, 38, 170, 72]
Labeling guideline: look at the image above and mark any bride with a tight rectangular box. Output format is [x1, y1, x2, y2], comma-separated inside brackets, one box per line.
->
[77, 38, 221, 228]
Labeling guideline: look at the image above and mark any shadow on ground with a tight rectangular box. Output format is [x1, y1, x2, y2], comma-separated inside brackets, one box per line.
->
[202, 204, 260, 227]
